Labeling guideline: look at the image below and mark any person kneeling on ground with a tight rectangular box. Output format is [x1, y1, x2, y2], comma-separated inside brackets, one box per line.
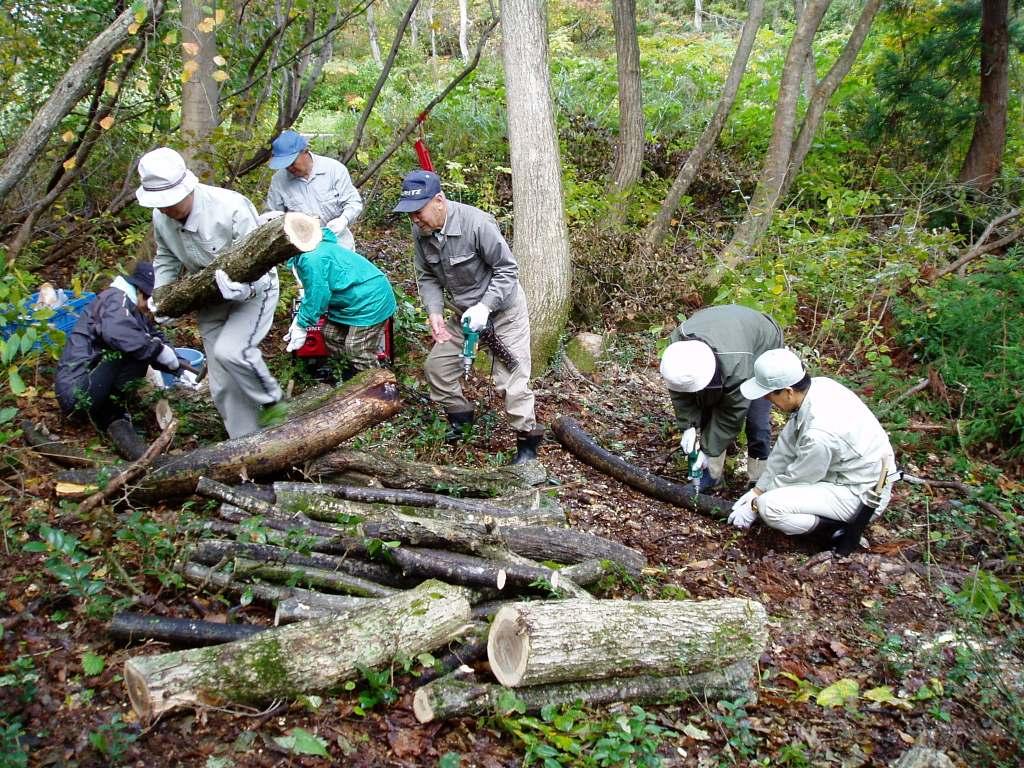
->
[281, 224, 396, 379]
[728, 348, 897, 544]
[55, 262, 183, 442]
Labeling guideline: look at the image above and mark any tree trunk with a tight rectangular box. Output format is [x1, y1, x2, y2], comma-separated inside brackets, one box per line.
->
[274, 594, 378, 625]
[152, 212, 320, 317]
[694, 0, 703, 33]
[124, 579, 473, 722]
[196, 477, 278, 516]
[793, 0, 816, 100]
[56, 368, 401, 499]
[488, 598, 767, 687]
[307, 449, 547, 496]
[610, 0, 645, 210]
[230, 557, 398, 598]
[779, 0, 882, 200]
[389, 546, 569, 592]
[958, 0, 1009, 192]
[501, 0, 572, 372]
[181, 0, 221, 175]
[20, 420, 111, 468]
[551, 416, 733, 518]
[0, 1, 164, 210]
[414, 660, 756, 721]
[645, 0, 765, 248]
[367, 2, 383, 67]
[109, 613, 265, 647]
[715, 0, 831, 276]
[458, 0, 470, 60]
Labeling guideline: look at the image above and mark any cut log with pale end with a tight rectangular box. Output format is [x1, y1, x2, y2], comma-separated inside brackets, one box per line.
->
[551, 416, 732, 518]
[413, 660, 756, 722]
[487, 598, 767, 688]
[124, 579, 473, 722]
[152, 212, 321, 317]
[56, 368, 401, 500]
[109, 612, 265, 647]
[308, 449, 547, 496]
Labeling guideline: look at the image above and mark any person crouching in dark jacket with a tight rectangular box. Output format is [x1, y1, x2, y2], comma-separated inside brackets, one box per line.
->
[55, 262, 182, 440]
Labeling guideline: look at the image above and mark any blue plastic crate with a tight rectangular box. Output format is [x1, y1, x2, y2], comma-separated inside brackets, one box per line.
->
[0, 291, 97, 350]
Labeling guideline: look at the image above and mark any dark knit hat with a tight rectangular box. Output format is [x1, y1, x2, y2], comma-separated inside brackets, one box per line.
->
[125, 262, 155, 296]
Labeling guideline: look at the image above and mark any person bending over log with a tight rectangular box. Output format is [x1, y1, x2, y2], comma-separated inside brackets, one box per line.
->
[135, 148, 282, 438]
[55, 262, 182, 446]
[659, 304, 783, 492]
[393, 170, 543, 465]
[278, 223, 397, 381]
[729, 348, 897, 546]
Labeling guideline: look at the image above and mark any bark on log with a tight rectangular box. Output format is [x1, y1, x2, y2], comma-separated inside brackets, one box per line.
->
[20, 420, 110, 468]
[551, 416, 733, 518]
[218, 502, 352, 540]
[390, 546, 568, 593]
[56, 368, 401, 499]
[410, 621, 490, 687]
[414, 660, 756, 722]
[196, 477, 276, 516]
[308, 449, 547, 496]
[109, 612, 265, 646]
[151, 212, 321, 317]
[273, 481, 566, 527]
[274, 595, 378, 625]
[124, 579, 473, 722]
[487, 597, 767, 687]
[230, 557, 398, 598]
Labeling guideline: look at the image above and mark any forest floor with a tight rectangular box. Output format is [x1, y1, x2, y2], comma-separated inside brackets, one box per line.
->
[2, 229, 1022, 768]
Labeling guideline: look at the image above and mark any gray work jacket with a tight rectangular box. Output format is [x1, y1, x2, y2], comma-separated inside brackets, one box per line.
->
[412, 200, 519, 316]
[756, 377, 895, 501]
[668, 304, 783, 456]
[266, 153, 363, 244]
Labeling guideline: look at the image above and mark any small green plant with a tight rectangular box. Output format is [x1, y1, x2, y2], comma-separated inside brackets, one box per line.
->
[713, 697, 759, 765]
[945, 569, 1024, 619]
[0, 714, 28, 768]
[273, 727, 329, 757]
[0, 655, 38, 704]
[88, 713, 138, 764]
[346, 664, 400, 716]
[23, 525, 113, 617]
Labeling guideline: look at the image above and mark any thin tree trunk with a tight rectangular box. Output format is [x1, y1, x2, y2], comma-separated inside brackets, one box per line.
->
[645, 0, 765, 247]
[694, 0, 703, 32]
[367, 2, 383, 66]
[181, 0, 221, 176]
[429, 0, 437, 61]
[610, 0, 645, 218]
[793, 0, 816, 100]
[501, 0, 572, 372]
[958, 0, 1010, 192]
[715, 0, 831, 277]
[0, 0, 164, 209]
[458, 0, 470, 60]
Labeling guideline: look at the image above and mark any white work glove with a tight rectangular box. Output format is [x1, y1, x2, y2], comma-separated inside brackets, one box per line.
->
[690, 450, 708, 472]
[156, 344, 180, 371]
[214, 269, 255, 302]
[177, 369, 199, 389]
[146, 296, 172, 325]
[680, 427, 698, 454]
[728, 489, 758, 529]
[284, 320, 308, 352]
[461, 303, 490, 333]
[256, 210, 285, 226]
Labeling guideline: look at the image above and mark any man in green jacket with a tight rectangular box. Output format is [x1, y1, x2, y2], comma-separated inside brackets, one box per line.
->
[659, 304, 783, 491]
[284, 227, 396, 373]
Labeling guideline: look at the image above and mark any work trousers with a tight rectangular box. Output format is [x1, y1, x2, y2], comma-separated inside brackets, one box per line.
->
[198, 271, 282, 438]
[756, 480, 893, 536]
[424, 285, 536, 432]
[56, 356, 148, 430]
[744, 397, 772, 459]
[322, 317, 389, 370]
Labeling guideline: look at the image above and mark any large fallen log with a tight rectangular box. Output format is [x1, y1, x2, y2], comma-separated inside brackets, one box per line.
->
[152, 212, 321, 317]
[413, 660, 756, 722]
[20, 420, 112, 468]
[273, 481, 566, 527]
[308, 449, 547, 496]
[551, 416, 732, 518]
[56, 368, 401, 499]
[229, 557, 398, 598]
[124, 579, 473, 722]
[109, 612, 265, 647]
[389, 546, 566, 593]
[487, 597, 767, 687]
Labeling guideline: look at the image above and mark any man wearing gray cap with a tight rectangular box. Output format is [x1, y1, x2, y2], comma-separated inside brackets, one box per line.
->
[266, 130, 363, 251]
[393, 169, 544, 464]
[729, 348, 896, 542]
[135, 147, 282, 438]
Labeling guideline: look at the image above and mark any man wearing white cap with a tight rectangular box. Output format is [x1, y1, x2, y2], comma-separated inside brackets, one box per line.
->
[135, 147, 283, 438]
[659, 304, 783, 491]
[265, 130, 363, 251]
[729, 348, 896, 540]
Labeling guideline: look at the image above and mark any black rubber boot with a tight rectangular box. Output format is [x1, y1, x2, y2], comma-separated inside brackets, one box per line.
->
[105, 418, 147, 461]
[444, 410, 475, 444]
[512, 428, 545, 464]
[805, 516, 847, 550]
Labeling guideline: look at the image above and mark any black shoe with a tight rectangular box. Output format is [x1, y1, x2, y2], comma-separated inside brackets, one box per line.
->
[444, 410, 475, 444]
[804, 517, 847, 549]
[512, 428, 544, 464]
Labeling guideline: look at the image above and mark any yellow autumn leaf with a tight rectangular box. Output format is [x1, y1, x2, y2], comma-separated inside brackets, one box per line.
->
[61, 131, 75, 143]
[128, 22, 139, 34]
[163, 31, 177, 45]
[182, 41, 199, 56]
[104, 80, 119, 96]
[120, 47, 136, 56]
[183, 60, 199, 75]
[215, 9, 226, 24]
[213, 55, 226, 66]
[211, 70, 229, 82]
[197, 17, 215, 34]
[63, 158, 77, 172]
[99, 116, 115, 130]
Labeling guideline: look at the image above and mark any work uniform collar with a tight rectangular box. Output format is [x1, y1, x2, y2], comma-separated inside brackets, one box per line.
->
[302, 153, 327, 182]
[110, 275, 138, 305]
[180, 185, 207, 233]
[434, 202, 460, 244]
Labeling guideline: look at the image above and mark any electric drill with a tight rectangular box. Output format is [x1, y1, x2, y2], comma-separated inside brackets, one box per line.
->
[461, 319, 480, 377]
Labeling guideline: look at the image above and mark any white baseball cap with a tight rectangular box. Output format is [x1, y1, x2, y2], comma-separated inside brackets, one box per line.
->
[135, 147, 197, 207]
[740, 348, 806, 400]
[659, 340, 716, 393]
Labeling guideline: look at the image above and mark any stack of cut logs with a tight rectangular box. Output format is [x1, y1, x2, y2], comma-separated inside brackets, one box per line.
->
[120, 467, 768, 725]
